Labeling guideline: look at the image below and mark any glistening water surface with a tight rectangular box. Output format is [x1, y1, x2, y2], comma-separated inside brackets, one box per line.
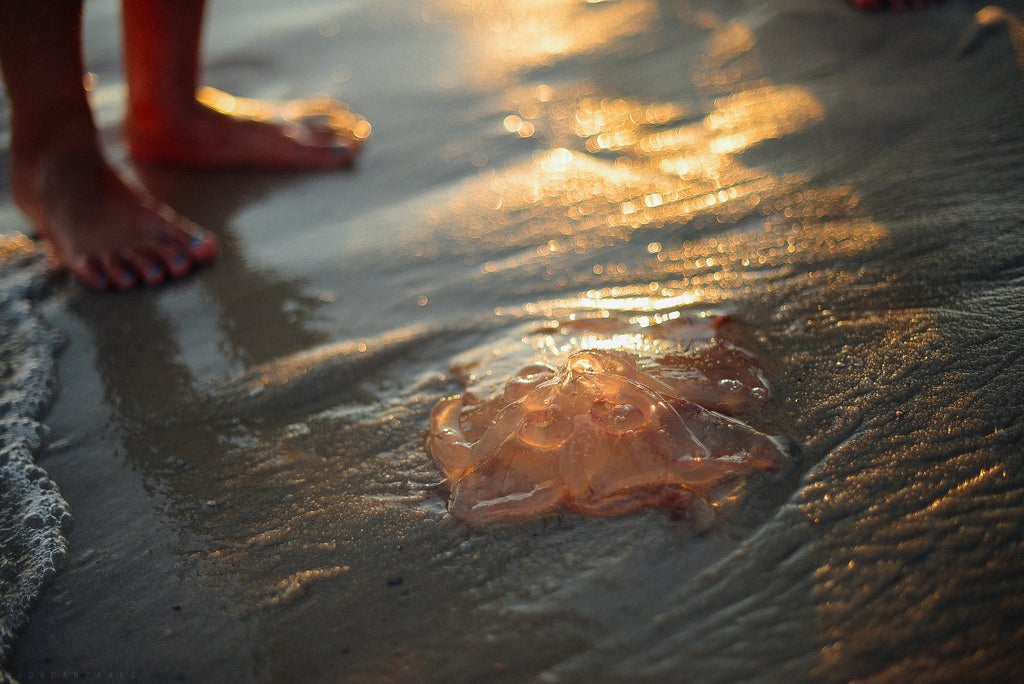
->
[3, 0, 1024, 681]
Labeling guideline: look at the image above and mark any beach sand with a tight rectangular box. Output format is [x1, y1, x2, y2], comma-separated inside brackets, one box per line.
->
[2, 0, 1024, 681]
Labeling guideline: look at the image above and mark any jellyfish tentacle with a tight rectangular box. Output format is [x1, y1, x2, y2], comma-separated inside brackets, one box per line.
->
[428, 396, 477, 476]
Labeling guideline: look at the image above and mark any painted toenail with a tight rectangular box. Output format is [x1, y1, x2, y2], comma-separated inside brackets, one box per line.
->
[147, 265, 162, 278]
[188, 233, 208, 248]
[332, 144, 349, 154]
[95, 273, 108, 287]
[121, 270, 135, 284]
[173, 253, 189, 267]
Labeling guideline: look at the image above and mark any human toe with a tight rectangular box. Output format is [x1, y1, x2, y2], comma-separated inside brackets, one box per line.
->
[117, 249, 169, 286]
[138, 259, 168, 286]
[89, 252, 140, 291]
[112, 265, 139, 290]
[185, 230, 219, 263]
[71, 261, 112, 292]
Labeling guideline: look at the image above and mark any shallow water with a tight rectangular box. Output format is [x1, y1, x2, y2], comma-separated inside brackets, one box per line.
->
[3, 0, 1024, 681]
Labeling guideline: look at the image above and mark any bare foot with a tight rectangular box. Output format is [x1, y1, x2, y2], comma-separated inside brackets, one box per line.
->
[11, 140, 218, 291]
[125, 87, 371, 170]
[849, 0, 942, 10]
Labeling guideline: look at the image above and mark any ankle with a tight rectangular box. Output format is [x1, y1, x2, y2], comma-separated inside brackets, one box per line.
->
[10, 125, 107, 220]
[10, 105, 100, 157]
[126, 88, 206, 133]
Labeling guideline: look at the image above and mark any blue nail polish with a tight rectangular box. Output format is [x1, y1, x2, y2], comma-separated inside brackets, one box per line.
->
[147, 264, 162, 279]
[120, 270, 135, 285]
[188, 233, 207, 248]
[173, 253, 189, 268]
[95, 273, 108, 288]
[332, 144, 349, 155]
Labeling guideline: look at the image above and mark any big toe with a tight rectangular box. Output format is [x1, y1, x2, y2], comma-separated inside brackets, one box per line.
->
[186, 230, 219, 263]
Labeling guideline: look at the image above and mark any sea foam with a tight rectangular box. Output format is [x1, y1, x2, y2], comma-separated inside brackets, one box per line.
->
[0, 242, 70, 674]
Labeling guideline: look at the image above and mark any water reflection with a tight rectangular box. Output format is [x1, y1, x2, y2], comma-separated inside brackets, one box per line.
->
[436, 52, 883, 310]
[434, 0, 659, 73]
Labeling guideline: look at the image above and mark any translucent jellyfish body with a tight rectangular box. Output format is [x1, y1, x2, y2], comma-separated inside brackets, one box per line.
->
[428, 331, 786, 524]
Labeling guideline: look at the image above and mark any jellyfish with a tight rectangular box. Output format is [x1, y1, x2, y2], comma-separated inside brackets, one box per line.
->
[428, 333, 786, 524]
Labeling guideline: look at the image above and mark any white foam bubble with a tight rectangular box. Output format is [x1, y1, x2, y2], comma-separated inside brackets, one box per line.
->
[0, 251, 70, 671]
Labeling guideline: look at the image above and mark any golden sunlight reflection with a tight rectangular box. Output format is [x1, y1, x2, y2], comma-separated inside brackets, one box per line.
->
[408, 9, 908, 478]
[425, 3, 889, 317]
[695, 19, 767, 94]
[434, 0, 659, 74]
[492, 287, 709, 343]
[439, 79, 869, 291]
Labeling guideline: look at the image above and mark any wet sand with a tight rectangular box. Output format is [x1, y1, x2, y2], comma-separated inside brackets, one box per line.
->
[3, 0, 1024, 681]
